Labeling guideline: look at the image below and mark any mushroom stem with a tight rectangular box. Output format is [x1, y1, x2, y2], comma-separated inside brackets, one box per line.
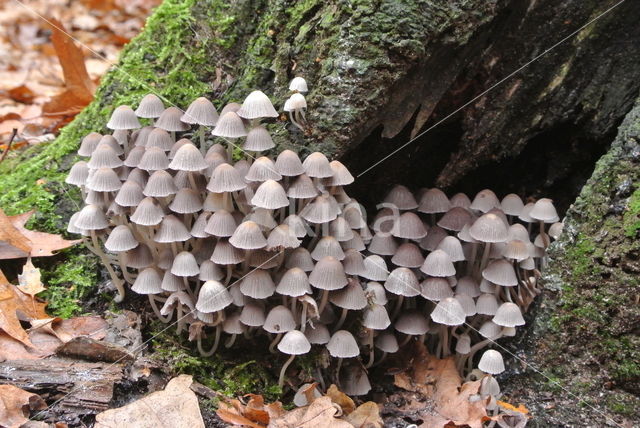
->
[391, 295, 405, 321]
[539, 221, 550, 248]
[300, 301, 308, 332]
[333, 308, 348, 331]
[373, 351, 388, 367]
[399, 334, 413, 347]
[365, 329, 375, 368]
[335, 358, 343, 386]
[441, 325, 451, 357]
[318, 289, 330, 315]
[225, 333, 237, 348]
[269, 333, 283, 353]
[148, 295, 171, 323]
[468, 242, 478, 275]
[278, 354, 296, 388]
[478, 242, 492, 278]
[89, 230, 126, 302]
[116, 252, 135, 284]
[198, 125, 206, 155]
[464, 333, 503, 373]
[198, 325, 222, 356]
[224, 265, 233, 285]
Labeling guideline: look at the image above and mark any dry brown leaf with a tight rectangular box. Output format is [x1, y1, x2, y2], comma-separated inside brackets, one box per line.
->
[0, 331, 47, 360]
[0, 384, 46, 428]
[8, 210, 81, 258]
[268, 396, 353, 428]
[95, 375, 205, 428]
[344, 402, 383, 428]
[244, 394, 271, 425]
[217, 407, 266, 428]
[18, 258, 46, 297]
[0, 209, 31, 259]
[326, 384, 356, 415]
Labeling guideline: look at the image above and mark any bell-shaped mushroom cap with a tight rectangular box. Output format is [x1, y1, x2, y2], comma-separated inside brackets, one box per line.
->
[392, 212, 428, 239]
[343, 203, 367, 229]
[529, 198, 559, 223]
[219, 102, 241, 116]
[516, 202, 533, 223]
[438, 207, 473, 232]
[67, 212, 86, 235]
[479, 321, 502, 339]
[476, 293, 499, 315]
[74, 204, 108, 230]
[237, 90, 278, 119]
[66, 161, 90, 186]
[88, 144, 123, 169]
[276, 268, 311, 297]
[300, 194, 338, 224]
[385, 268, 420, 297]
[203, 210, 235, 237]
[368, 232, 398, 256]
[154, 215, 191, 243]
[243, 125, 275, 151]
[311, 236, 344, 261]
[365, 282, 388, 305]
[135, 94, 165, 118]
[420, 277, 453, 301]
[161, 271, 184, 292]
[482, 259, 518, 286]
[330, 278, 367, 310]
[326, 330, 359, 358]
[302, 152, 333, 178]
[86, 167, 121, 192]
[508, 224, 530, 242]
[327, 217, 353, 242]
[328, 161, 354, 186]
[287, 174, 318, 200]
[285, 93, 307, 111]
[168, 139, 192, 160]
[168, 188, 202, 214]
[251, 180, 289, 209]
[383, 185, 417, 210]
[420, 249, 456, 277]
[245, 156, 281, 182]
[340, 249, 364, 276]
[239, 302, 265, 327]
[418, 188, 451, 214]
[99, 134, 123, 155]
[131, 267, 163, 294]
[361, 255, 389, 281]
[342, 232, 366, 252]
[242, 208, 276, 231]
[278, 330, 311, 355]
[78, 132, 102, 156]
[420, 225, 448, 250]
[363, 304, 391, 330]
[168, 143, 208, 171]
[455, 293, 477, 317]
[519, 256, 535, 271]
[222, 312, 246, 335]
[207, 163, 247, 192]
[303, 323, 329, 345]
[107, 105, 141, 130]
[373, 331, 397, 353]
[274, 149, 304, 176]
[155, 107, 189, 132]
[130, 197, 163, 226]
[493, 302, 525, 327]
[124, 146, 145, 168]
[285, 247, 315, 272]
[309, 256, 348, 290]
[145, 128, 174, 151]
[479, 278, 497, 294]
[239, 269, 275, 299]
[229, 221, 266, 250]
[263, 305, 296, 333]
[430, 297, 466, 326]
[170, 251, 200, 277]
[456, 276, 481, 298]
[132, 126, 153, 147]
[470, 189, 500, 213]
[181, 97, 219, 125]
[341, 364, 371, 396]
[211, 111, 247, 138]
[104, 225, 138, 252]
[266, 225, 301, 251]
[501, 193, 524, 216]
[199, 260, 224, 282]
[478, 350, 505, 374]
[196, 280, 232, 313]
[138, 147, 170, 171]
[396, 310, 430, 334]
[469, 213, 508, 243]
[455, 333, 471, 354]
[143, 170, 177, 198]
[548, 222, 564, 239]
[278, 215, 305, 239]
[123, 244, 153, 269]
[391, 242, 424, 268]
[127, 168, 148, 188]
[289, 76, 308, 93]
[503, 240, 529, 261]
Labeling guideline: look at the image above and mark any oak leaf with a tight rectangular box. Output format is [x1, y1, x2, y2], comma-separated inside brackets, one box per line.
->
[0, 384, 47, 428]
[326, 384, 355, 415]
[17, 258, 46, 297]
[268, 396, 353, 428]
[344, 402, 383, 428]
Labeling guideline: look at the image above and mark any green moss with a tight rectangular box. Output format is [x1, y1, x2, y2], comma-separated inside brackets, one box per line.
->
[623, 188, 640, 237]
[605, 392, 638, 416]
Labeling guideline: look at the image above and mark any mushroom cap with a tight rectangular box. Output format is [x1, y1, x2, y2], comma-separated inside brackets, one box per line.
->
[300, 194, 338, 224]
[104, 225, 138, 252]
[276, 268, 311, 297]
[478, 350, 505, 374]
[420, 277, 454, 301]
[240, 302, 266, 327]
[207, 163, 247, 192]
[147, 128, 174, 152]
[437, 207, 473, 232]
[289, 77, 308, 93]
[420, 249, 456, 277]
[127, 168, 148, 188]
[384, 268, 420, 297]
[66, 161, 90, 186]
[390, 242, 424, 268]
[155, 107, 189, 132]
[222, 311, 246, 334]
[267, 225, 301, 251]
[330, 278, 367, 310]
[393, 212, 428, 239]
[251, 180, 289, 209]
[365, 282, 388, 305]
[455, 276, 481, 298]
[375, 331, 399, 353]
[144, 170, 177, 198]
[529, 198, 559, 223]
[281, 215, 308, 239]
[470, 189, 500, 213]
[492, 302, 525, 327]
[245, 156, 282, 182]
[361, 255, 389, 281]
[287, 174, 319, 200]
[275, 150, 304, 176]
[503, 240, 529, 261]
[169, 143, 208, 171]
[479, 321, 502, 339]
[518, 202, 534, 222]
[239, 269, 276, 299]
[86, 167, 121, 192]
[243, 125, 275, 152]
[342, 232, 366, 252]
[436, 236, 466, 262]
[154, 215, 191, 243]
[123, 146, 145, 168]
[482, 259, 518, 286]
[199, 260, 224, 281]
[211, 111, 247, 138]
[131, 267, 163, 294]
[302, 152, 333, 178]
[204, 210, 237, 237]
[229, 220, 267, 250]
[181, 97, 218, 126]
[74, 204, 109, 230]
[418, 188, 451, 214]
[368, 232, 398, 256]
[304, 323, 330, 344]
[309, 256, 348, 290]
[420, 226, 448, 250]
[455, 293, 477, 317]
[244, 208, 277, 231]
[548, 222, 564, 239]
[500, 193, 524, 216]
[78, 132, 102, 157]
[395, 310, 429, 334]
[263, 305, 296, 333]
[171, 251, 200, 277]
[285, 247, 315, 272]
[130, 197, 164, 226]
[67, 212, 86, 235]
[341, 365, 371, 396]
[123, 244, 153, 269]
[343, 203, 367, 229]
[476, 293, 499, 315]
[88, 144, 123, 169]
[383, 185, 418, 211]
[278, 330, 311, 355]
[363, 304, 391, 330]
[286, 92, 307, 110]
[326, 330, 359, 358]
[169, 188, 203, 214]
[469, 213, 508, 243]
[342, 249, 365, 276]
[455, 333, 471, 354]
[328, 160, 354, 186]
[196, 280, 233, 312]
[107, 105, 141, 130]
[114, 180, 144, 208]
[237, 90, 278, 119]
[135, 94, 165, 118]
[161, 271, 184, 292]
[430, 297, 466, 326]
[138, 147, 170, 172]
[311, 236, 345, 261]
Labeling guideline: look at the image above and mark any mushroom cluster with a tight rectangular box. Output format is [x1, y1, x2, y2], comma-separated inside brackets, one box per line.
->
[66, 80, 561, 393]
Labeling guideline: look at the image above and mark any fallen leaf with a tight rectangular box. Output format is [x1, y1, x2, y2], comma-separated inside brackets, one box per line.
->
[244, 394, 271, 425]
[0, 331, 46, 360]
[326, 384, 355, 415]
[95, 375, 205, 428]
[6, 85, 36, 103]
[344, 402, 383, 428]
[18, 258, 46, 297]
[0, 384, 47, 427]
[496, 400, 529, 415]
[217, 407, 266, 428]
[268, 396, 353, 428]
[7, 210, 81, 258]
[0, 209, 32, 259]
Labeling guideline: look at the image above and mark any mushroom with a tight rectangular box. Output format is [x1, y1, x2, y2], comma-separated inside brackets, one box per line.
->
[195, 280, 233, 355]
[181, 97, 219, 153]
[277, 330, 311, 387]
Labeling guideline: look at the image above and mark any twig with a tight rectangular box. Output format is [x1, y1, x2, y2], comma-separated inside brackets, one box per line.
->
[0, 128, 18, 163]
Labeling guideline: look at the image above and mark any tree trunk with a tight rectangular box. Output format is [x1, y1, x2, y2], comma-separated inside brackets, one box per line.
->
[1, 0, 639, 422]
